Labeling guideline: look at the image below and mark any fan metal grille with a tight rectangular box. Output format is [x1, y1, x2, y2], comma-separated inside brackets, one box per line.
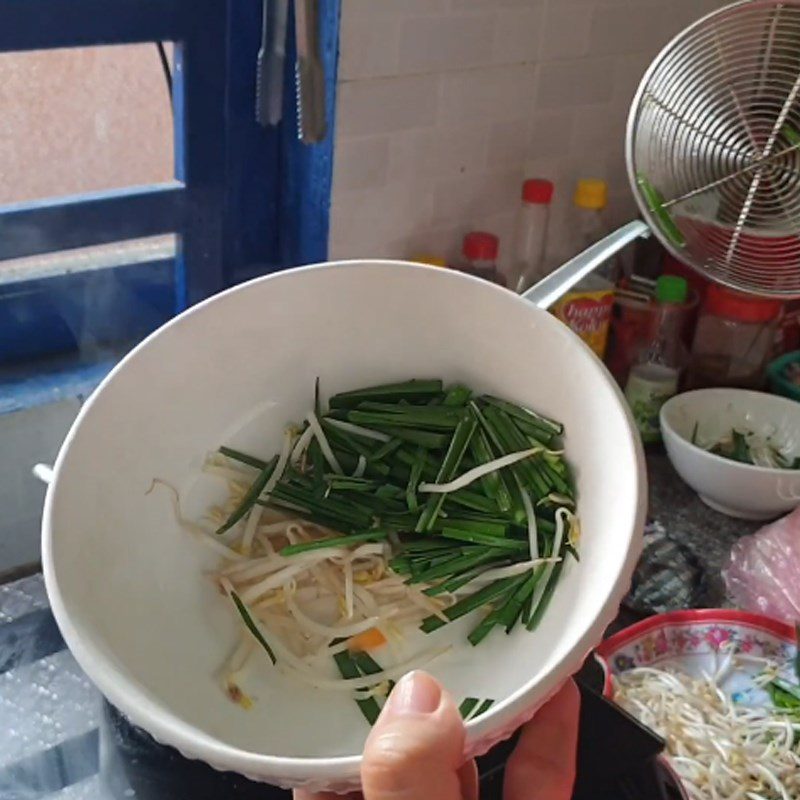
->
[628, 0, 800, 297]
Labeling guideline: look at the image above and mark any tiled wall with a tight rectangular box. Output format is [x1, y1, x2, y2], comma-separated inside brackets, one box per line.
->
[329, 0, 729, 275]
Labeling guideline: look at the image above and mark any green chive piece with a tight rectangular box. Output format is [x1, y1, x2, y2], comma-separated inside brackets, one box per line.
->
[467, 574, 530, 645]
[412, 547, 505, 586]
[469, 424, 512, 511]
[230, 591, 276, 664]
[370, 437, 403, 462]
[333, 651, 381, 724]
[368, 425, 450, 450]
[406, 446, 426, 511]
[280, 531, 390, 557]
[446, 489, 500, 514]
[502, 572, 539, 632]
[329, 379, 444, 409]
[351, 651, 383, 676]
[416, 412, 477, 532]
[443, 385, 473, 407]
[637, 173, 686, 248]
[440, 528, 526, 550]
[526, 559, 564, 632]
[216, 455, 279, 535]
[459, 697, 480, 718]
[219, 446, 268, 470]
[690, 421, 699, 445]
[435, 519, 509, 536]
[421, 576, 523, 633]
[481, 396, 563, 437]
[472, 698, 494, 718]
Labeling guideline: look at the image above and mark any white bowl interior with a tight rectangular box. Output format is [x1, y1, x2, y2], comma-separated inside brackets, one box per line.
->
[44, 263, 644, 780]
[662, 389, 800, 463]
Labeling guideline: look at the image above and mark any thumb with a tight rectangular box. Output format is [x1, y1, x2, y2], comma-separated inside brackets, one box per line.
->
[361, 670, 475, 800]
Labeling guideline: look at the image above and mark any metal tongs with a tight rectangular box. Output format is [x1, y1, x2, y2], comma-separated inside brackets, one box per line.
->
[256, 0, 327, 144]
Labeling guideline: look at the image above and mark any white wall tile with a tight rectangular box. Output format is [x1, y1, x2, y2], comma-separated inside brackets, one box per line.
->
[337, 74, 440, 137]
[612, 52, 652, 107]
[491, 7, 544, 64]
[486, 119, 530, 166]
[539, 2, 593, 62]
[387, 126, 488, 183]
[432, 169, 520, 227]
[338, 9, 401, 80]
[342, 0, 447, 16]
[439, 64, 536, 125]
[528, 109, 574, 158]
[451, 0, 541, 8]
[535, 56, 616, 108]
[398, 13, 495, 74]
[587, 3, 648, 57]
[330, 183, 435, 254]
[333, 135, 390, 192]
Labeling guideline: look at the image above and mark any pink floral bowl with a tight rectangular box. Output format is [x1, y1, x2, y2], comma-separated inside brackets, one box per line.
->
[595, 609, 799, 800]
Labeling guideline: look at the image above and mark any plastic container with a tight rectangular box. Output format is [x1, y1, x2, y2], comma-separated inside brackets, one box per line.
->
[459, 231, 506, 286]
[624, 275, 690, 442]
[688, 286, 783, 389]
[511, 178, 553, 293]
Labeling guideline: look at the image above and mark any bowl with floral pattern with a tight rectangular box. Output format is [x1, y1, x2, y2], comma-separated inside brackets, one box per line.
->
[595, 609, 798, 800]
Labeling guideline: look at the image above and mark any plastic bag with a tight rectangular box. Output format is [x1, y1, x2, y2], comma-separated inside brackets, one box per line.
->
[723, 505, 800, 623]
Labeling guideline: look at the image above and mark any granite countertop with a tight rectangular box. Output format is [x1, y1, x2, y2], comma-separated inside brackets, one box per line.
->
[645, 451, 762, 608]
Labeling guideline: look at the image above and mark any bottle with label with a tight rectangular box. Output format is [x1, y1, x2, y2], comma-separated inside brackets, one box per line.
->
[624, 275, 690, 443]
[550, 179, 618, 357]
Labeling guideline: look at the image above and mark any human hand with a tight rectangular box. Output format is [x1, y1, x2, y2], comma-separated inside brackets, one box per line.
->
[294, 670, 580, 800]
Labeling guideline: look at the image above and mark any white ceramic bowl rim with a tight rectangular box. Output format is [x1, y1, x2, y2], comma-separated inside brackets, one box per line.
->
[660, 388, 800, 476]
[42, 260, 647, 783]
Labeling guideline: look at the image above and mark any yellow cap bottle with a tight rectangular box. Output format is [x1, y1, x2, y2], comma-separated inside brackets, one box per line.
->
[574, 179, 608, 211]
[411, 254, 448, 268]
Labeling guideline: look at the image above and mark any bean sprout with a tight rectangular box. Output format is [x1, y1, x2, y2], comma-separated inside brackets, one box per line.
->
[613, 657, 800, 800]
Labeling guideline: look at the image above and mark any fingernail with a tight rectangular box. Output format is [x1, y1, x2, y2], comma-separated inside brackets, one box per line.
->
[383, 671, 441, 717]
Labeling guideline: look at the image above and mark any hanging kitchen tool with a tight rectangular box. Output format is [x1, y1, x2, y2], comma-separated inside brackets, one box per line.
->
[255, 0, 326, 144]
[294, 0, 327, 144]
[256, 0, 288, 127]
[525, 0, 800, 308]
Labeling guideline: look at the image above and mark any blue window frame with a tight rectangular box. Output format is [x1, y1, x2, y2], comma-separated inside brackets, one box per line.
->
[0, 0, 340, 365]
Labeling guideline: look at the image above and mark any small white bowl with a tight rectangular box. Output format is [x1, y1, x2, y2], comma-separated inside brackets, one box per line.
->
[660, 388, 800, 520]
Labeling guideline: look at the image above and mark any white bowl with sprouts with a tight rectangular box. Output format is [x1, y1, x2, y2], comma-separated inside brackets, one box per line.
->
[660, 389, 800, 520]
[43, 261, 646, 792]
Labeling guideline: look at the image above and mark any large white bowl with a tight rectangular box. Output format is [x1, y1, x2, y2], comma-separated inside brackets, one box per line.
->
[661, 388, 800, 520]
[43, 262, 645, 792]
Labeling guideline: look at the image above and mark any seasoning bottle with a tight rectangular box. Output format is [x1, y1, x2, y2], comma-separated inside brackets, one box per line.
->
[460, 231, 506, 287]
[574, 179, 621, 282]
[511, 178, 553, 293]
[688, 286, 783, 389]
[411, 254, 448, 268]
[625, 275, 689, 443]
